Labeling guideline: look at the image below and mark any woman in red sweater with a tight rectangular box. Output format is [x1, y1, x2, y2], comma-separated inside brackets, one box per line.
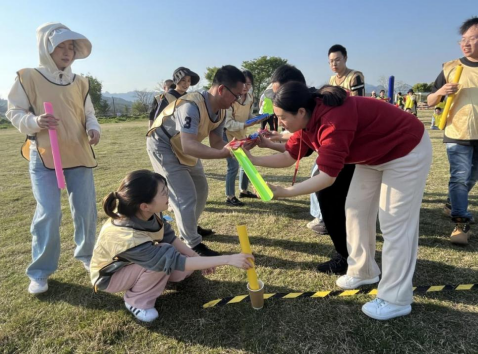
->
[248, 82, 432, 320]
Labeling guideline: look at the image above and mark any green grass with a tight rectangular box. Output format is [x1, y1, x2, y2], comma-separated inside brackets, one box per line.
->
[0, 110, 477, 353]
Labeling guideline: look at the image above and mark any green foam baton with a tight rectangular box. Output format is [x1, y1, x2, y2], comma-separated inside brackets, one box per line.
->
[232, 147, 273, 201]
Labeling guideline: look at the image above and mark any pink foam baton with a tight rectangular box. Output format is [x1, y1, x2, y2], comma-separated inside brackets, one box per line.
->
[43, 102, 65, 189]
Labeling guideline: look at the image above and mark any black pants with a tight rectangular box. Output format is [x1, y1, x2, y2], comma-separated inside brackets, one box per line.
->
[316, 164, 355, 258]
[261, 115, 278, 131]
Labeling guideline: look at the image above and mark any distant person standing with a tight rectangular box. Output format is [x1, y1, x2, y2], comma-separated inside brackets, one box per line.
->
[404, 89, 418, 116]
[259, 91, 276, 131]
[378, 90, 388, 102]
[149, 67, 200, 127]
[396, 92, 405, 109]
[328, 44, 365, 96]
[427, 16, 478, 246]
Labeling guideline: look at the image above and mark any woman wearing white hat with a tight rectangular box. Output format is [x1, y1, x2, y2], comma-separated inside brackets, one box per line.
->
[6, 22, 100, 294]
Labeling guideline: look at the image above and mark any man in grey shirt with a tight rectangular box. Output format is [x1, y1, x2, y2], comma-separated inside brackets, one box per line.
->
[147, 65, 246, 256]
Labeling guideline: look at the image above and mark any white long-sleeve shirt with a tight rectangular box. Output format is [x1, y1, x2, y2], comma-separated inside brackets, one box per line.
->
[6, 67, 100, 135]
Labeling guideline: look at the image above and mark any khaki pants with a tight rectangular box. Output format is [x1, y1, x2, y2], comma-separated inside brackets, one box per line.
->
[345, 132, 432, 305]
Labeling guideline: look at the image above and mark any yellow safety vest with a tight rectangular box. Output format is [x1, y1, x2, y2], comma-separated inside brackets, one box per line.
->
[226, 93, 254, 141]
[17, 68, 96, 169]
[442, 59, 478, 140]
[147, 92, 225, 166]
[90, 215, 165, 290]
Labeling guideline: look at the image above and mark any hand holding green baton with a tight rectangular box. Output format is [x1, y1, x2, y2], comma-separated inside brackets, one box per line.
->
[231, 147, 273, 201]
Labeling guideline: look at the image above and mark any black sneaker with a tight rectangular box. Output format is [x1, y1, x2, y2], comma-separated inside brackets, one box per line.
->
[197, 225, 215, 237]
[192, 243, 220, 257]
[316, 253, 348, 275]
[226, 196, 245, 206]
[239, 191, 258, 199]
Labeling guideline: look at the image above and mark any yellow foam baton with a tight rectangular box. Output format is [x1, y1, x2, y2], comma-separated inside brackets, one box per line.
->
[237, 223, 260, 290]
[231, 147, 273, 201]
[439, 64, 463, 130]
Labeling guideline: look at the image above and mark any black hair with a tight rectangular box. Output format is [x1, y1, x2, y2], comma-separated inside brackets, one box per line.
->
[328, 44, 347, 57]
[380, 90, 385, 93]
[271, 64, 306, 85]
[273, 82, 347, 116]
[398, 92, 402, 95]
[242, 70, 254, 86]
[460, 16, 478, 35]
[212, 65, 246, 87]
[435, 107, 442, 111]
[164, 79, 175, 90]
[103, 170, 167, 219]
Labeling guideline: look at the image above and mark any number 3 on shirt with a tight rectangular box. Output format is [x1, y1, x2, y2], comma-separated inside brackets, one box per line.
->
[183, 117, 192, 129]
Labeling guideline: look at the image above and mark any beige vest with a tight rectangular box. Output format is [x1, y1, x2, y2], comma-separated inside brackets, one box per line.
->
[443, 59, 478, 140]
[329, 70, 360, 91]
[18, 68, 96, 169]
[226, 93, 254, 141]
[90, 215, 165, 289]
[154, 92, 177, 105]
[147, 92, 225, 166]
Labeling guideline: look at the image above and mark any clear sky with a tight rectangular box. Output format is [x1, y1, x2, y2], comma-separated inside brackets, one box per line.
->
[0, 0, 476, 98]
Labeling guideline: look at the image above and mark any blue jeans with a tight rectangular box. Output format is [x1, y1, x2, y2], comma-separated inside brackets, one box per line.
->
[446, 143, 478, 220]
[223, 131, 249, 196]
[310, 163, 322, 219]
[27, 150, 97, 280]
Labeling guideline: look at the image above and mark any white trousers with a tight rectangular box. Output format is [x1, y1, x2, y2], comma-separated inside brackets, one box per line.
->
[345, 131, 432, 305]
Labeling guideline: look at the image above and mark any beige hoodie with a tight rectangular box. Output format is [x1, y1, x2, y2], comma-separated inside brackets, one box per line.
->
[6, 22, 99, 136]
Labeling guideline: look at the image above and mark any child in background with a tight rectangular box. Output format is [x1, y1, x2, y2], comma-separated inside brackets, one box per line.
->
[6, 23, 100, 294]
[430, 107, 442, 130]
[90, 170, 253, 322]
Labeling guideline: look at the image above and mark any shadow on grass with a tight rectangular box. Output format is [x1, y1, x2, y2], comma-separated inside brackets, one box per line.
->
[35, 275, 478, 352]
[208, 233, 336, 260]
[204, 200, 310, 219]
[205, 172, 309, 184]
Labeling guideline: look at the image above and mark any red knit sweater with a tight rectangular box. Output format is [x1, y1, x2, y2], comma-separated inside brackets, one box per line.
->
[285, 96, 425, 177]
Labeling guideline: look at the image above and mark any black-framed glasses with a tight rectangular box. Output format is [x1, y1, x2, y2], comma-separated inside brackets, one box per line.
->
[224, 85, 241, 101]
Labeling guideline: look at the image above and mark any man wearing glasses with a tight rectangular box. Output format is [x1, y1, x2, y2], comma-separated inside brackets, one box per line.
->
[427, 17, 478, 246]
[147, 65, 246, 256]
[328, 44, 365, 97]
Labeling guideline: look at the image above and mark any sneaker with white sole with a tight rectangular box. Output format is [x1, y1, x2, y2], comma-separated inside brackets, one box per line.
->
[336, 274, 380, 290]
[28, 278, 48, 294]
[125, 302, 159, 322]
[362, 298, 412, 320]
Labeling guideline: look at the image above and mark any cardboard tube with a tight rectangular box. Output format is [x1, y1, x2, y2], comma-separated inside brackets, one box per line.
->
[237, 223, 260, 290]
[247, 280, 264, 310]
[43, 102, 65, 189]
[232, 147, 273, 201]
[439, 64, 463, 130]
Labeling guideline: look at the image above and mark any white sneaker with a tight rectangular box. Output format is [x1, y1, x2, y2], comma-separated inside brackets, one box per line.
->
[336, 275, 380, 290]
[362, 298, 412, 320]
[306, 218, 320, 229]
[28, 279, 48, 294]
[125, 302, 159, 322]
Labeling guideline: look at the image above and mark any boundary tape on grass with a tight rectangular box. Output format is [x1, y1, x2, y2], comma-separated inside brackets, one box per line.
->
[203, 284, 477, 308]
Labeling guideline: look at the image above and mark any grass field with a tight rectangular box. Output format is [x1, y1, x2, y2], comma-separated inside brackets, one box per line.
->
[0, 110, 477, 353]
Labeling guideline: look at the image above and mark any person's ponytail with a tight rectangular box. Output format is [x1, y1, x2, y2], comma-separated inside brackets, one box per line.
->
[103, 192, 120, 219]
[102, 170, 168, 220]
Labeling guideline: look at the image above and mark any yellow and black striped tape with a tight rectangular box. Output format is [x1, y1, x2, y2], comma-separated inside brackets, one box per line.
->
[203, 283, 477, 308]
